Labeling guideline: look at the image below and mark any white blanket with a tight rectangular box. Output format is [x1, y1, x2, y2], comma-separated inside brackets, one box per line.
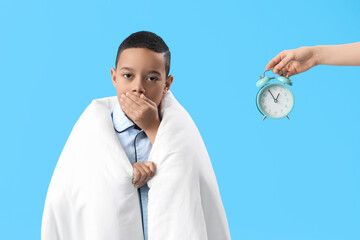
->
[41, 91, 231, 240]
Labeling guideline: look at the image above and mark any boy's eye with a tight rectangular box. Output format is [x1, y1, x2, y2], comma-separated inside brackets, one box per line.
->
[123, 74, 132, 79]
[147, 77, 158, 81]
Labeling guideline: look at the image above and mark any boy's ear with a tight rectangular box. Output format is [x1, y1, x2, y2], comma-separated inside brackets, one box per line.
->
[164, 75, 174, 93]
[110, 67, 117, 88]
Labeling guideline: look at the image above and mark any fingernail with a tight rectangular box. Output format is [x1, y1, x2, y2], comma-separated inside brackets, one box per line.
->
[126, 92, 129, 96]
[121, 94, 125, 98]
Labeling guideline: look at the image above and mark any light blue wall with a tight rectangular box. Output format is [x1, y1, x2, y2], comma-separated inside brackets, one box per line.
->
[1, 0, 359, 239]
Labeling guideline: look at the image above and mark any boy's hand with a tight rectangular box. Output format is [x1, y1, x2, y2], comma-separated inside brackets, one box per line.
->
[119, 92, 160, 144]
[132, 161, 156, 188]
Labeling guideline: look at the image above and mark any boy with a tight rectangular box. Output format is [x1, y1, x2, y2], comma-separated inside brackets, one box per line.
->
[42, 31, 230, 240]
[110, 31, 174, 240]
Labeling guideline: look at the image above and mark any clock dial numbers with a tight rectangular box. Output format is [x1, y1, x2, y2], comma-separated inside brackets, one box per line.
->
[259, 84, 294, 118]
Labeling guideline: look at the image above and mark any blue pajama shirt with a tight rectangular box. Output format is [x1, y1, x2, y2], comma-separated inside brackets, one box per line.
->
[111, 100, 152, 240]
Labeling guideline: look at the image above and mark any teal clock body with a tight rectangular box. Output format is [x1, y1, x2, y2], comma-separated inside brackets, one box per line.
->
[256, 69, 295, 120]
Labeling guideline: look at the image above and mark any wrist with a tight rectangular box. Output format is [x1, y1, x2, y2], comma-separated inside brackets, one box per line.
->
[144, 119, 160, 145]
[312, 45, 325, 66]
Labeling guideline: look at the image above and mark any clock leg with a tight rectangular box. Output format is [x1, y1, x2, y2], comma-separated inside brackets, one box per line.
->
[286, 115, 290, 120]
[262, 116, 267, 121]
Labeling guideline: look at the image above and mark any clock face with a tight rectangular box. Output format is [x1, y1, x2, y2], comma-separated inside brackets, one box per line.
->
[257, 83, 294, 119]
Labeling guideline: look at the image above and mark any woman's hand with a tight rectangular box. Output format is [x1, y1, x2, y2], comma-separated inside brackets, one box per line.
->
[266, 42, 360, 77]
[265, 46, 317, 77]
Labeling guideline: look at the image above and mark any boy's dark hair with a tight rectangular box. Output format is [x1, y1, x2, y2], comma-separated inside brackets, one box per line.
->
[115, 31, 171, 77]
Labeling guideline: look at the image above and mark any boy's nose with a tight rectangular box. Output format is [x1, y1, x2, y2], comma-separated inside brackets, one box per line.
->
[131, 78, 145, 95]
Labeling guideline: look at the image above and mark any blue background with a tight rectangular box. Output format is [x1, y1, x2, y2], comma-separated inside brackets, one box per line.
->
[1, 0, 359, 239]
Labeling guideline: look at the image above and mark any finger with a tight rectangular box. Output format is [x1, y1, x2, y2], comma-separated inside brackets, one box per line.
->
[119, 93, 134, 111]
[137, 182, 146, 188]
[120, 93, 141, 114]
[132, 167, 141, 184]
[140, 94, 156, 107]
[120, 100, 133, 117]
[273, 53, 293, 72]
[135, 165, 150, 188]
[141, 164, 153, 182]
[283, 63, 295, 77]
[142, 172, 152, 186]
[125, 92, 143, 107]
[273, 68, 280, 75]
[140, 163, 152, 184]
[266, 53, 284, 70]
[133, 163, 146, 185]
[280, 68, 288, 77]
[145, 162, 156, 177]
[119, 99, 133, 120]
[136, 163, 149, 186]
[119, 96, 128, 112]
[120, 95, 138, 120]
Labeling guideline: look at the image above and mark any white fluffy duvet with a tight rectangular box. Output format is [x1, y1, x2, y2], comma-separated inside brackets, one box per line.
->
[41, 91, 231, 240]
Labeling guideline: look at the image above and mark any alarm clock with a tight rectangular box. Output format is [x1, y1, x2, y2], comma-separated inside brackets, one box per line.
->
[256, 69, 294, 120]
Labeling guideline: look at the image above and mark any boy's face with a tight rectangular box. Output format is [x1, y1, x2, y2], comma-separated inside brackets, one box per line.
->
[111, 48, 173, 107]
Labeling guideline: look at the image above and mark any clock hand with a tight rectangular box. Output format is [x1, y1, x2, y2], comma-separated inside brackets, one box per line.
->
[276, 93, 280, 100]
[268, 90, 276, 101]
